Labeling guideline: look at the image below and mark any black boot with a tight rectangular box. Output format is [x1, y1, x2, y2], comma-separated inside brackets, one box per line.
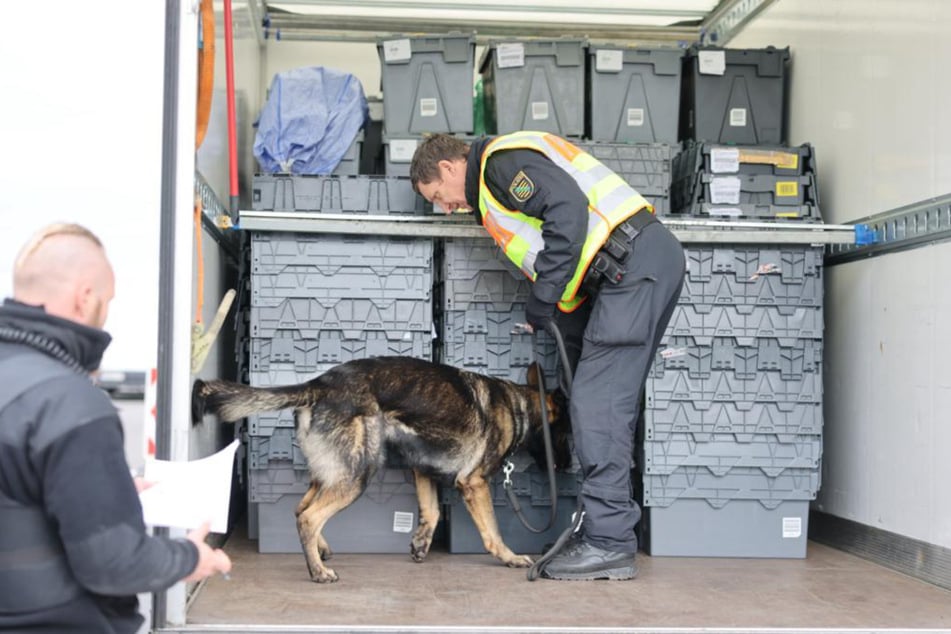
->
[541, 540, 638, 581]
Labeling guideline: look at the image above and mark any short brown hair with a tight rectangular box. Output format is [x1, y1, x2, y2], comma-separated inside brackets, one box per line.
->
[409, 134, 470, 194]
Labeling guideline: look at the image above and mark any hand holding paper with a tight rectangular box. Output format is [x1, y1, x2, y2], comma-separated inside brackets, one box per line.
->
[139, 440, 239, 533]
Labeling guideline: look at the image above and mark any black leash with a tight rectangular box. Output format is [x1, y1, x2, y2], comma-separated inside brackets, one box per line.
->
[501, 334, 559, 535]
[523, 320, 585, 581]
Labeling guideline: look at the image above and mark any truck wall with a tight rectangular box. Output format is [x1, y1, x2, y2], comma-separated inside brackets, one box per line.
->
[731, 0, 951, 548]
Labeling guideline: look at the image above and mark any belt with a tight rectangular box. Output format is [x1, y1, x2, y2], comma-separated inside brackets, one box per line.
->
[581, 209, 659, 294]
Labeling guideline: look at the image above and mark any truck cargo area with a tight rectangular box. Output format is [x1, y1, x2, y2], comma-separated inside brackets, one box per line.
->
[171, 521, 951, 633]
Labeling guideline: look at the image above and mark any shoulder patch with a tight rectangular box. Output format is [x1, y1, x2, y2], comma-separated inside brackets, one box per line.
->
[508, 170, 536, 203]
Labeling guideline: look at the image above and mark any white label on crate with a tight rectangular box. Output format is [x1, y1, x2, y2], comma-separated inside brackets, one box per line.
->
[698, 50, 726, 75]
[709, 176, 741, 204]
[707, 206, 742, 217]
[389, 139, 419, 162]
[419, 98, 438, 118]
[783, 516, 802, 539]
[531, 101, 549, 120]
[382, 38, 412, 63]
[496, 43, 525, 69]
[730, 108, 748, 127]
[626, 108, 645, 127]
[710, 147, 740, 173]
[393, 511, 415, 533]
[596, 49, 624, 72]
[660, 347, 687, 359]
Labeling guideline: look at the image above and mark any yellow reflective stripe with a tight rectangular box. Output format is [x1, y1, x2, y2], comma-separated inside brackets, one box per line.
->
[572, 153, 600, 172]
[480, 132, 651, 308]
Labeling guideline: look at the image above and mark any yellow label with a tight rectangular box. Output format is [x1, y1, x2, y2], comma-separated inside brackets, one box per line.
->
[775, 211, 801, 218]
[739, 149, 799, 170]
[776, 181, 799, 198]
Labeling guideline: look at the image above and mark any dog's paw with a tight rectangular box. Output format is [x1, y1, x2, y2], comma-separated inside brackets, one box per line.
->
[310, 567, 339, 583]
[410, 534, 432, 562]
[506, 554, 534, 568]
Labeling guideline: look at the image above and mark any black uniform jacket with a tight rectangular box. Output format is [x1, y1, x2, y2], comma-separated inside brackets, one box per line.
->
[465, 136, 589, 305]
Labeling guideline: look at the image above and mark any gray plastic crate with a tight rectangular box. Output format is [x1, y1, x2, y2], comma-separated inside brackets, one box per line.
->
[435, 274, 531, 312]
[654, 336, 822, 380]
[480, 38, 586, 137]
[249, 330, 433, 387]
[437, 310, 559, 383]
[251, 263, 432, 303]
[331, 132, 363, 176]
[643, 465, 820, 507]
[252, 232, 433, 274]
[250, 297, 432, 339]
[686, 203, 821, 221]
[680, 271, 822, 307]
[251, 175, 429, 214]
[682, 46, 790, 144]
[645, 401, 823, 443]
[697, 173, 818, 207]
[257, 469, 419, 553]
[439, 238, 521, 278]
[586, 47, 683, 143]
[641, 433, 822, 476]
[646, 367, 822, 407]
[378, 33, 475, 134]
[248, 410, 294, 437]
[641, 499, 809, 558]
[680, 141, 816, 177]
[574, 141, 675, 198]
[685, 245, 822, 283]
[663, 304, 823, 341]
[441, 464, 581, 554]
[383, 133, 478, 176]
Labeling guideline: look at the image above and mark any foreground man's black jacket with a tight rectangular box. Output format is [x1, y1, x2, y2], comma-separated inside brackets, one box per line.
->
[0, 299, 198, 634]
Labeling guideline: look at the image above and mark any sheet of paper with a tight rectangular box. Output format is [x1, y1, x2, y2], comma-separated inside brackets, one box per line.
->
[140, 440, 239, 533]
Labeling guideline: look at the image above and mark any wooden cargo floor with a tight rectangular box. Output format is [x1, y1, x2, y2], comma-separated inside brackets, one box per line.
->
[180, 522, 951, 633]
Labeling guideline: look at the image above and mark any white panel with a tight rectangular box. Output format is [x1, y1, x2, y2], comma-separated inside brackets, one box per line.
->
[0, 0, 166, 373]
[732, 0, 951, 548]
[730, 0, 951, 224]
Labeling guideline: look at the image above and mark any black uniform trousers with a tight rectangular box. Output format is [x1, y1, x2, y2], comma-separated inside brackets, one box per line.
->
[554, 220, 685, 553]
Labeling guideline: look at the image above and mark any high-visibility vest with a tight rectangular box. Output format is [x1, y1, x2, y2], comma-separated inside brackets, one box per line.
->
[478, 131, 652, 312]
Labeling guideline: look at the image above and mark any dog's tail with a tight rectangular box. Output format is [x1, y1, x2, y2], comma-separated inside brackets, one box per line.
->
[191, 379, 303, 425]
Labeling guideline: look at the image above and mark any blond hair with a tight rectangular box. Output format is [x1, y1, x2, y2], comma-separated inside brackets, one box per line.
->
[15, 223, 103, 272]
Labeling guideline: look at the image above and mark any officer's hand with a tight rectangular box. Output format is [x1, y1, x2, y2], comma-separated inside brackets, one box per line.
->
[525, 294, 557, 333]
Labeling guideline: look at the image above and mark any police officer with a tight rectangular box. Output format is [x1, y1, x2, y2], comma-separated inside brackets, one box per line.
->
[411, 132, 685, 580]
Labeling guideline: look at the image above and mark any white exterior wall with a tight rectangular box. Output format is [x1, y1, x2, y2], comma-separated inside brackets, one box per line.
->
[731, 0, 951, 548]
[0, 0, 167, 372]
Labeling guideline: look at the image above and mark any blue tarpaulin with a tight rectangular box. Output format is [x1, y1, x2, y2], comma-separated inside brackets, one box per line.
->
[253, 66, 368, 175]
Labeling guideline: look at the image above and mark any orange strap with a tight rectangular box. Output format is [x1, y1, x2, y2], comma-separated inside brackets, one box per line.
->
[194, 198, 204, 324]
[195, 0, 215, 150]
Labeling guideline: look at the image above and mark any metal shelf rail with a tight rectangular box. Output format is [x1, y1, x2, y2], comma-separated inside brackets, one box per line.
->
[825, 194, 951, 266]
[237, 210, 867, 245]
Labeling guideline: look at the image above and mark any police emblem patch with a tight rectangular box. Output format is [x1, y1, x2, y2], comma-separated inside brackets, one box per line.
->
[508, 170, 535, 203]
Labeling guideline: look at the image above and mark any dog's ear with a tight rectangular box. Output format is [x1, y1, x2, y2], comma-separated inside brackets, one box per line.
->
[525, 362, 544, 389]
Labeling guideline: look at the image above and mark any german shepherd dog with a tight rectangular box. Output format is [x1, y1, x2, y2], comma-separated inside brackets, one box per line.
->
[192, 356, 570, 583]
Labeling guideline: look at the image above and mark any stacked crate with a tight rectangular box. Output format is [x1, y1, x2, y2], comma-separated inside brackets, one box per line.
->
[672, 142, 820, 221]
[246, 176, 433, 554]
[435, 238, 580, 553]
[377, 33, 476, 176]
[639, 45, 823, 558]
[581, 45, 684, 215]
[639, 244, 824, 558]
